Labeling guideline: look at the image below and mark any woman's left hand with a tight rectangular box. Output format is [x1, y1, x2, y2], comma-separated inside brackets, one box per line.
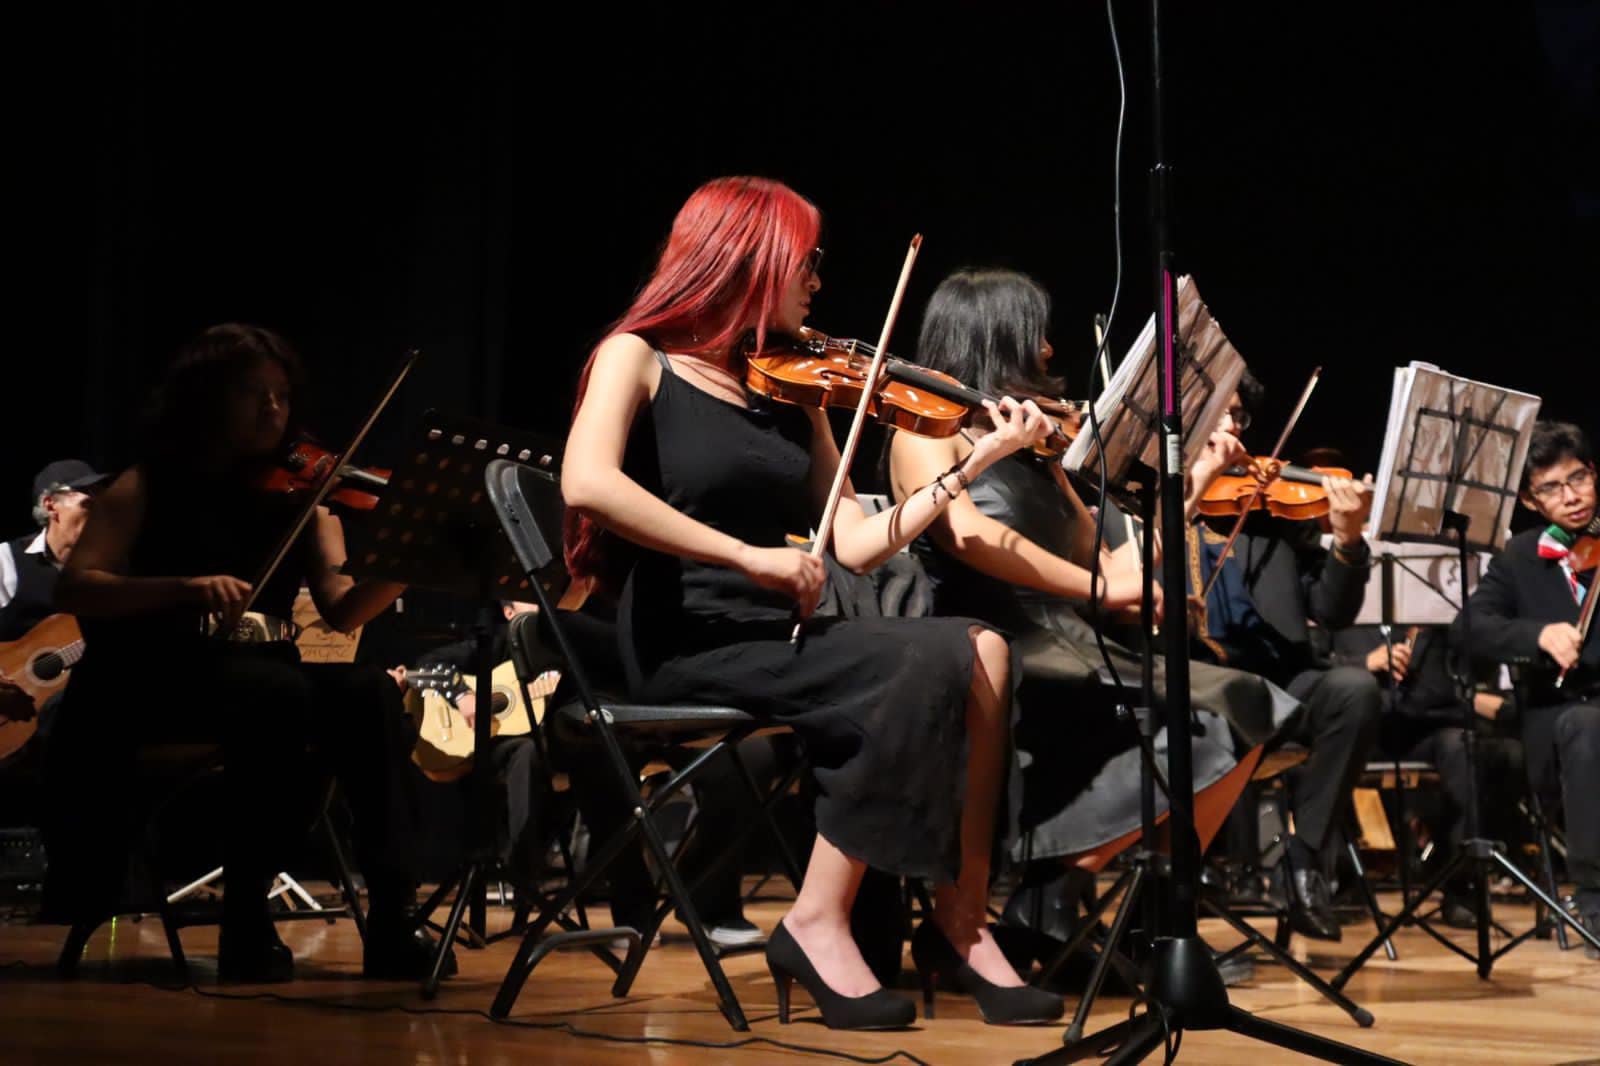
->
[968, 397, 1053, 470]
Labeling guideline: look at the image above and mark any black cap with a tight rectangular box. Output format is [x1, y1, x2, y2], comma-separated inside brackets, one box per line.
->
[32, 460, 112, 502]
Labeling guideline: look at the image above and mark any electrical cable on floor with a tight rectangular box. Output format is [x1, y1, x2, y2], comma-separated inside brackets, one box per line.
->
[0, 956, 933, 1066]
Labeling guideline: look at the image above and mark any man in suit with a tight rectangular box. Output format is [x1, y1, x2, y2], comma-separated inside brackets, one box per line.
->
[1189, 374, 1382, 940]
[1456, 420, 1600, 957]
[1326, 622, 1522, 926]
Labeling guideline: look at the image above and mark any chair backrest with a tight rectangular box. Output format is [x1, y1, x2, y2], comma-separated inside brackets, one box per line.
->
[485, 458, 562, 576]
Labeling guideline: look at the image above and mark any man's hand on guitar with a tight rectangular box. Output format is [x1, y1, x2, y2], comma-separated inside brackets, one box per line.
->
[1538, 622, 1584, 671]
[0, 677, 35, 722]
[455, 690, 477, 731]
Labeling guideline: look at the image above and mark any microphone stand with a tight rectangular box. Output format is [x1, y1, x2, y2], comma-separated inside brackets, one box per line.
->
[1017, 3, 1402, 1061]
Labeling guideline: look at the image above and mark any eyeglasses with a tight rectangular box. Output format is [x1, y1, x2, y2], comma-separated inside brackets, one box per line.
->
[1528, 466, 1596, 502]
[1224, 405, 1252, 433]
[802, 247, 825, 276]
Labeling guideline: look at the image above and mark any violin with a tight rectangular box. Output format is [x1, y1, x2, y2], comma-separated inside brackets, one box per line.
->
[255, 436, 392, 511]
[745, 326, 1084, 454]
[1197, 460, 1367, 522]
[1555, 515, 1600, 689]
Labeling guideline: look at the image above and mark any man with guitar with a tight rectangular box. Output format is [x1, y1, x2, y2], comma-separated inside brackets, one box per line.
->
[0, 461, 110, 750]
[1456, 420, 1600, 957]
[0, 460, 109, 642]
[389, 600, 556, 892]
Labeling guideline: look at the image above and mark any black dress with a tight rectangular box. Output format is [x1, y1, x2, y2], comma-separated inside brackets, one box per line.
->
[616, 352, 985, 883]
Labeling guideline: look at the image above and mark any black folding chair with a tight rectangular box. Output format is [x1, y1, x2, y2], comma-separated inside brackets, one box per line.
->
[483, 457, 803, 1031]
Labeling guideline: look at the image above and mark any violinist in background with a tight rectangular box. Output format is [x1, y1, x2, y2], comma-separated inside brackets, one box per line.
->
[1187, 372, 1380, 941]
[890, 268, 1299, 948]
[1455, 420, 1600, 957]
[562, 177, 1061, 1028]
[50, 324, 445, 983]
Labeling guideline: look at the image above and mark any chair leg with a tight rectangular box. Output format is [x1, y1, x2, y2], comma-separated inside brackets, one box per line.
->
[1528, 791, 1570, 950]
[1344, 835, 1397, 961]
[634, 806, 748, 1030]
[158, 903, 190, 983]
[57, 920, 98, 979]
[320, 807, 367, 942]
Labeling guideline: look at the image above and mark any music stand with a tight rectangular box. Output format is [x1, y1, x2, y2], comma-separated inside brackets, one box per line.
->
[1331, 364, 1598, 986]
[342, 410, 570, 998]
[1063, 275, 1243, 508]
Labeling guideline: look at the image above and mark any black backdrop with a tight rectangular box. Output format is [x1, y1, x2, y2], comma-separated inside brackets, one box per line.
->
[14, 2, 1598, 540]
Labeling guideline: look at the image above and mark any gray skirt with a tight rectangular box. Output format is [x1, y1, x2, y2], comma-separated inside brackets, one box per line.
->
[1007, 603, 1299, 862]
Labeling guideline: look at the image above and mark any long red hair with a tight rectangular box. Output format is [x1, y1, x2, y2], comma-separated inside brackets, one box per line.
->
[563, 176, 821, 588]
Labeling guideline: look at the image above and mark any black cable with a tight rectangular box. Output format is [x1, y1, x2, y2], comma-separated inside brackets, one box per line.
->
[1082, 0, 1131, 701]
[0, 961, 933, 1066]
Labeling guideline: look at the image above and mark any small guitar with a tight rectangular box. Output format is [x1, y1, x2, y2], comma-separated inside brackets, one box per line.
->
[0, 614, 86, 761]
[401, 661, 559, 782]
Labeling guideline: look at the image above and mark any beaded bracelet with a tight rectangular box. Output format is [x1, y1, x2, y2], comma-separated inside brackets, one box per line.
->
[930, 461, 972, 506]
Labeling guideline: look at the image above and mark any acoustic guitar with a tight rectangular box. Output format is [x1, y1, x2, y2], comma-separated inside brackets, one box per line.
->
[0, 614, 85, 761]
[402, 661, 559, 783]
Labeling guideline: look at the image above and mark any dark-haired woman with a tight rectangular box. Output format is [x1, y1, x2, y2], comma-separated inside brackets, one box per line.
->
[562, 177, 1063, 1028]
[50, 324, 438, 983]
[890, 269, 1297, 941]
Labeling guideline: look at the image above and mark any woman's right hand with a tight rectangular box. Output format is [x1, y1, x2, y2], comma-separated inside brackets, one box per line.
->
[184, 575, 253, 626]
[737, 545, 826, 619]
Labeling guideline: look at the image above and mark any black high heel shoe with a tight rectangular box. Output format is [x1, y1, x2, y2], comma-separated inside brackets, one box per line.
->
[764, 921, 916, 1030]
[911, 920, 1064, 1025]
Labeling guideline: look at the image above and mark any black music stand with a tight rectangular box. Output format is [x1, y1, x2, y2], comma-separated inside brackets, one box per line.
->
[342, 410, 579, 998]
[1332, 367, 1599, 986]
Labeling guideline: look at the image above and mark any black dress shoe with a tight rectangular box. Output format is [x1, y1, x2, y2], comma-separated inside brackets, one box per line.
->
[765, 921, 916, 1030]
[364, 924, 457, 980]
[911, 921, 1064, 1025]
[1574, 899, 1600, 960]
[1439, 893, 1478, 930]
[218, 925, 295, 984]
[1286, 868, 1342, 942]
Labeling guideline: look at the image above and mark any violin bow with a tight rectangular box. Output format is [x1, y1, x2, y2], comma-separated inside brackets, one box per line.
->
[228, 350, 419, 627]
[791, 234, 922, 644]
[1198, 366, 1322, 600]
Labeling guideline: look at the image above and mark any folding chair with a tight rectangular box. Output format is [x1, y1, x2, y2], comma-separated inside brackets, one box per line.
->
[483, 457, 804, 1031]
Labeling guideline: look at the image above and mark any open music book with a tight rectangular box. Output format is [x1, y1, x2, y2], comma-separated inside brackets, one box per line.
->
[1062, 275, 1247, 492]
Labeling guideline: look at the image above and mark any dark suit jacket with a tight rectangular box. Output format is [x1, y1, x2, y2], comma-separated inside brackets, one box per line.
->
[1193, 516, 1371, 684]
[1454, 525, 1600, 705]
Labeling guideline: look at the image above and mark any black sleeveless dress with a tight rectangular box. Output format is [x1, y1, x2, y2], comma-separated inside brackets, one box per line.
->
[617, 353, 986, 883]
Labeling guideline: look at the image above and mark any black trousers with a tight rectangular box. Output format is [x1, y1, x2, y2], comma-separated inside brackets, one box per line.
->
[1522, 700, 1600, 894]
[1380, 715, 1524, 852]
[46, 641, 416, 924]
[1279, 665, 1384, 855]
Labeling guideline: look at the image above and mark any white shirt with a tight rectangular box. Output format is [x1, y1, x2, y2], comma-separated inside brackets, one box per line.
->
[0, 531, 48, 610]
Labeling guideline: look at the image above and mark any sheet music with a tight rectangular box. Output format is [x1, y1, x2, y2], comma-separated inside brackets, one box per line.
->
[1369, 362, 1541, 552]
[1063, 276, 1245, 488]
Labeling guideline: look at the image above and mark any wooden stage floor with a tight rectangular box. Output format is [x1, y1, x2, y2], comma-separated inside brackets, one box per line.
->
[2, 887, 1597, 1065]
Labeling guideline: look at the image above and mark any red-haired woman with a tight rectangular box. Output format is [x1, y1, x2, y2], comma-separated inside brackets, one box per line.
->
[561, 176, 1063, 1028]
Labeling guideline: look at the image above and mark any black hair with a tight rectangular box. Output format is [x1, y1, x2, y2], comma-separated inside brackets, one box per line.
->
[142, 323, 306, 466]
[916, 269, 1063, 406]
[1522, 420, 1593, 491]
[1236, 368, 1266, 413]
